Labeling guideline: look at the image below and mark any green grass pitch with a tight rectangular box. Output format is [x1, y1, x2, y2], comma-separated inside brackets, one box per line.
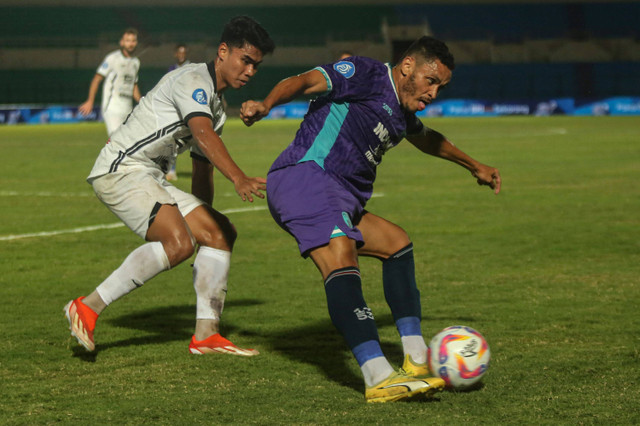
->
[1, 116, 639, 423]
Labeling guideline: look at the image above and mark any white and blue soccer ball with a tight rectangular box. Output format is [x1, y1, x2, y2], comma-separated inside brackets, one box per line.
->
[427, 325, 491, 390]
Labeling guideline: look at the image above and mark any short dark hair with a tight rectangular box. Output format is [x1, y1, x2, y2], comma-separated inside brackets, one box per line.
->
[338, 50, 354, 59]
[220, 16, 275, 56]
[123, 27, 138, 37]
[401, 36, 455, 70]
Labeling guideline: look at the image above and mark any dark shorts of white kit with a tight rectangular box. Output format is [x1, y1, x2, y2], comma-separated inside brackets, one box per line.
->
[266, 161, 365, 258]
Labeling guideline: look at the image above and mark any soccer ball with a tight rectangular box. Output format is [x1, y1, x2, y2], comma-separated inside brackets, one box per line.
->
[427, 325, 491, 390]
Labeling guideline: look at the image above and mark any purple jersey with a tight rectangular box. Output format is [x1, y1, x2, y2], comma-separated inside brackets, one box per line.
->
[269, 56, 424, 205]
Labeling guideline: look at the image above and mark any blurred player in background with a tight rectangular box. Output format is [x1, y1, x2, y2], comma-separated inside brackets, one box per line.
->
[78, 28, 142, 136]
[168, 43, 191, 72]
[337, 49, 354, 60]
[65, 16, 275, 356]
[165, 43, 191, 181]
[241, 36, 501, 402]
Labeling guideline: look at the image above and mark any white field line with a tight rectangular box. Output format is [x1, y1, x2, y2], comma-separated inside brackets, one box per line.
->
[0, 190, 93, 197]
[1, 193, 386, 242]
[0, 223, 126, 241]
[0, 205, 268, 242]
[458, 127, 568, 140]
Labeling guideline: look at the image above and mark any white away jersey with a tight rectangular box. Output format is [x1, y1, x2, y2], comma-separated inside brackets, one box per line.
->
[97, 50, 140, 112]
[88, 62, 226, 181]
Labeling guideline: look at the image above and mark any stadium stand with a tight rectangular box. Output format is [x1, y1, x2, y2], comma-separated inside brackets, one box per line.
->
[0, 2, 638, 105]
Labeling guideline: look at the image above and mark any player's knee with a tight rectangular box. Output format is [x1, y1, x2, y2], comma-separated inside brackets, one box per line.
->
[396, 230, 411, 248]
[385, 228, 411, 258]
[163, 234, 196, 266]
[198, 222, 236, 251]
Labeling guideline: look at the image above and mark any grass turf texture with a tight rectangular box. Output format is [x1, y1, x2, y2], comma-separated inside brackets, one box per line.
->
[0, 117, 638, 424]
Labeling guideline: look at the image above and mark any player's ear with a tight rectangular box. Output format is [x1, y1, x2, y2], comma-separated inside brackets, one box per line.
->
[400, 56, 415, 77]
[217, 43, 229, 61]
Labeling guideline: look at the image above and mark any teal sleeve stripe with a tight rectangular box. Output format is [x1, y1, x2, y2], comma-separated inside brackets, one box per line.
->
[298, 102, 349, 169]
[313, 66, 332, 93]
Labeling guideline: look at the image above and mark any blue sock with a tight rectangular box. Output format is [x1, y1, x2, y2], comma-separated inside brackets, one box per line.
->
[395, 316, 422, 337]
[324, 267, 383, 366]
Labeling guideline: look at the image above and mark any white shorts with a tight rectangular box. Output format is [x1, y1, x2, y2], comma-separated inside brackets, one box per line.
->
[91, 167, 205, 239]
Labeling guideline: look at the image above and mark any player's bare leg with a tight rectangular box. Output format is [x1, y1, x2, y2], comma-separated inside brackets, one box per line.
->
[356, 212, 411, 259]
[308, 235, 358, 280]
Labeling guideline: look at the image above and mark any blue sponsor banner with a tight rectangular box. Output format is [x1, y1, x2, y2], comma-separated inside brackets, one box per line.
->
[2, 97, 640, 125]
[263, 97, 639, 119]
[573, 97, 640, 116]
[0, 105, 100, 125]
[266, 102, 310, 119]
[416, 98, 576, 117]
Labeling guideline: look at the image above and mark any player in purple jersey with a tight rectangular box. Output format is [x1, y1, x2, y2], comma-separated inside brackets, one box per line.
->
[241, 36, 501, 403]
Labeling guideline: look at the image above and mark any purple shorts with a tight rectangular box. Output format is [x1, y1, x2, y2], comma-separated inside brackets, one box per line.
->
[267, 161, 365, 257]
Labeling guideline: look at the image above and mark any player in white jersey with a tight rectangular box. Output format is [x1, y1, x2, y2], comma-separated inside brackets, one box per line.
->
[79, 28, 142, 136]
[64, 16, 275, 356]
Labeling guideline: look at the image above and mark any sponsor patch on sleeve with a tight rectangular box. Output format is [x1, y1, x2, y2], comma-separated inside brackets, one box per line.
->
[192, 89, 208, 105]
[333, 61, 355, 79]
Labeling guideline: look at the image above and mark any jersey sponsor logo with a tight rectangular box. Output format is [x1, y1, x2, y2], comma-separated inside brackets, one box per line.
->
[383, 103, 393, 116]
[373, 122, 390, 144]
[101, 62, 109, 69]
[365, 122, 394, 166]
[333, 61, 355, 78]
[192, 89, 208, 105]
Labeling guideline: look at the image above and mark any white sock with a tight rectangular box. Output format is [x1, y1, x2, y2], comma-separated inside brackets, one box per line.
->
[401, 335, 428, 364]
[193, 246, 231, 320]
[96, 241, 170, 305]
[361, 356, 395, 387]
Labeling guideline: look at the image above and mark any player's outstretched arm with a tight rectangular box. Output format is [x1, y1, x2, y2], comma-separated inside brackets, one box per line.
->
[407, 127, 501, 194]
[188, 116, 266, 202]
[240, 69, 328, 126]
[78, 74, 104, 116]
